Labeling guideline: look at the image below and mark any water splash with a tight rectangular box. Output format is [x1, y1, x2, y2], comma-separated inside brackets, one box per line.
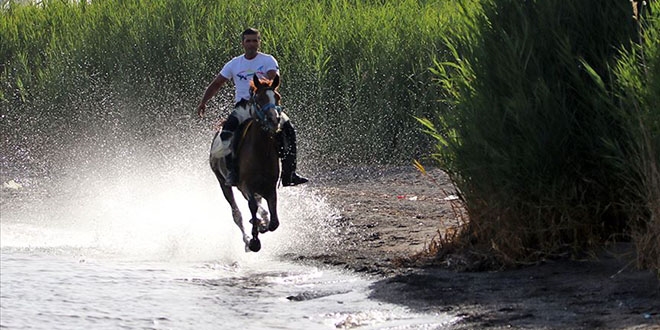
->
[1, 154, 341, 263]
[1, 89, 459, 330]
[1, 91, 340, 263]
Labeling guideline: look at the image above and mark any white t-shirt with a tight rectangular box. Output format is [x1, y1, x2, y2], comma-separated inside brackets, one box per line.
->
[219, 52, 280, 103]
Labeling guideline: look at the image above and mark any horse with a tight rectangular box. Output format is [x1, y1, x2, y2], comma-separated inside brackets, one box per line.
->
[209, 74, 282, 252]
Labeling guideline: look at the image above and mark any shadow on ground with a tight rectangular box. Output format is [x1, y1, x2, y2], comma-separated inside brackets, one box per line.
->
[368, 245, 660, 329]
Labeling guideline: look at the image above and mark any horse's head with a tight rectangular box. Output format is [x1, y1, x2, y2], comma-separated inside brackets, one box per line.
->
[249, 74, 282, 133]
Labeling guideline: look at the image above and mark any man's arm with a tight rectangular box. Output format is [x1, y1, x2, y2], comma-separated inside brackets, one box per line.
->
[197, 74, 229, 118]
[266, 69, 278, 81]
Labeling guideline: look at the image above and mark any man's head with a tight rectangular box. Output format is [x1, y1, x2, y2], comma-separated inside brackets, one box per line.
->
[241, 28, 261, 58]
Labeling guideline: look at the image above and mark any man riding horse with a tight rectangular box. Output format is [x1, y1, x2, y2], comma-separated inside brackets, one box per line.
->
[197, 28, 308, 187]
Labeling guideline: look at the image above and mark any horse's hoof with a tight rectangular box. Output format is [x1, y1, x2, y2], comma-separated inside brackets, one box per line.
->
[248, 238, 261, 252]
[268, 219, 279, 232]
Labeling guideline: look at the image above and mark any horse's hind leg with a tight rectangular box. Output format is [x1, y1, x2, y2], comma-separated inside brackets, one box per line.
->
[250, 196, 269, 234]
[213, 165, 250, 251]
[258, 201, 269, 228]
[247, 195, 261, 252]
[221, 186, 251, 250]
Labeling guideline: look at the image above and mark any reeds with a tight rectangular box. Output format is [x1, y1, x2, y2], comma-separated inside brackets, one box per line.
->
[1, 0, 480, 167]
[6, 0, 656, 272]
[613, 1, 660, 274]
[428, 0, 659, 272]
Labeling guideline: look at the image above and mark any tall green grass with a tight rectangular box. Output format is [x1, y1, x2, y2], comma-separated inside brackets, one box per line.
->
[1, 0, 479, 168]
[426, 0, 659, 271]
[9, 0, 656, 271]
[612, 1, 660, 274]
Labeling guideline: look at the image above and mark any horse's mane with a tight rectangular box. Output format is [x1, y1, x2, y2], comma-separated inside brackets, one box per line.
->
[249, 77, 277, 92]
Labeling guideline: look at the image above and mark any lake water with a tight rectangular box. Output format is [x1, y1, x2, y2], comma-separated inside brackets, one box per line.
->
[1, 162, 459, 329]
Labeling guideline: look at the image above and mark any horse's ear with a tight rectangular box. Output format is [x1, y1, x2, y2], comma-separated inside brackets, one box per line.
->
[252, 74, 261, 89]
[272, 74, 280, 89]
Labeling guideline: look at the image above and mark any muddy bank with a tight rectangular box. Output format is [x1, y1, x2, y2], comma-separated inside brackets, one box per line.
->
[290, 166, 660, 330]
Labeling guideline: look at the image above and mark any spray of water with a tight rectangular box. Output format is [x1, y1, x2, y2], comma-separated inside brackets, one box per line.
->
[1, 89, 341, 264]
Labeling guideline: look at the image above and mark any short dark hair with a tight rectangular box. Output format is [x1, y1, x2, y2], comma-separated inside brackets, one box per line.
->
[241, 28, 260, 41]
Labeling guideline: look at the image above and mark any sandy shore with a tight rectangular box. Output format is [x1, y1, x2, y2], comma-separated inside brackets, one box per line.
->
[290, 166, 660, 330]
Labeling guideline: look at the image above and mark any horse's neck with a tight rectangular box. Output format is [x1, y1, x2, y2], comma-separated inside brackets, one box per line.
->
[239, 120, 275, 153]
[238, 121, 279, 178]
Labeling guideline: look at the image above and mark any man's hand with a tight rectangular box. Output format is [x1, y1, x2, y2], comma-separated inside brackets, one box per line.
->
[197, 102, 206, 118]
[197, 74, 227, 118]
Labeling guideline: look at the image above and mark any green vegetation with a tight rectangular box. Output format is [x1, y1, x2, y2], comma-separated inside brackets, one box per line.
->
[427, 0, 659, 272]
[2, 0, 658, 273]
[612, 2, 660, 273]
[1, 0, 477, 166]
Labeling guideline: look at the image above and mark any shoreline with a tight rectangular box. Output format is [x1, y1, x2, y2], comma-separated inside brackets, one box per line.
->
[292, 165, 660, 330]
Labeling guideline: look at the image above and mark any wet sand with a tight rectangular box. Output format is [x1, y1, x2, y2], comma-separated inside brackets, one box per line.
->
[290, 166, 660, 330]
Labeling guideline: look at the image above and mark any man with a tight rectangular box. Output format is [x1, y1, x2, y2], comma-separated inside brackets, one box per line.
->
[197, 28, 308, 187]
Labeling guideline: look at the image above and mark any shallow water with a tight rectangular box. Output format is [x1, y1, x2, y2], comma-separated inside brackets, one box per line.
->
[1, 250, 459, 330]
[1, 161, 458, 329]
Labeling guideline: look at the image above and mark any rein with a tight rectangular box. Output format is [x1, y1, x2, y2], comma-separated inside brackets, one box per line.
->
[237, 120, 255, 153]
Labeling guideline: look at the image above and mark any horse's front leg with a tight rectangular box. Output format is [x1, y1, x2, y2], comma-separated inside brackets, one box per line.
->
[265, 188, 279, 232]
[247, 194, 261, 252]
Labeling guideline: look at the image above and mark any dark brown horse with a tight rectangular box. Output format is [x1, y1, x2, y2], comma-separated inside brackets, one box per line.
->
[209, 75, 282, 252]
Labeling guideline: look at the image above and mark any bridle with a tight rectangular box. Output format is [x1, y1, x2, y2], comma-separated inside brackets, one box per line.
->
[250, 88, 282, 123]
